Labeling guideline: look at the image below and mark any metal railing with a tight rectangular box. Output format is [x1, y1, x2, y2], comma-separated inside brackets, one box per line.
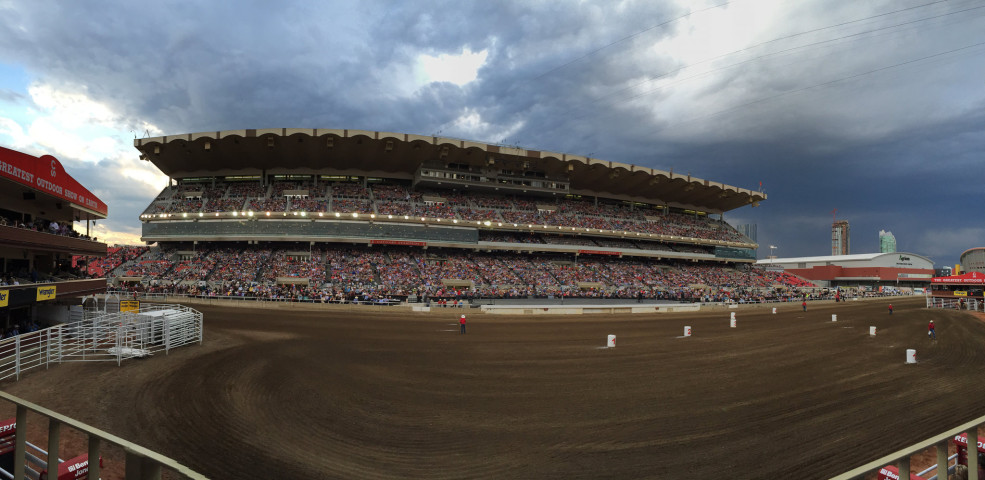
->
[0, 303, 203, 382]
[0, 390, 207, 479]
[832, 414, 985, 480]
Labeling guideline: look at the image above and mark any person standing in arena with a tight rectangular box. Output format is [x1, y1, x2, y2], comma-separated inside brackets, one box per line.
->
[802, 301, 807, 312]
[928, 320, 936, 340]
[888, 304, 893, 314]
[460, 314, 467, 334]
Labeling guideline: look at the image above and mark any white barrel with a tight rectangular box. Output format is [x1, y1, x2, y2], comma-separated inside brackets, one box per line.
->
[831, 314, 837, 322]
[684, 326, 692, 337]
[906, 349, 916, 363]
[730, 312, 736, 320]
[869, 326, 877, 336]
[607, 335, 616, 348]
[730, 318, 736, 328]
[772, 307, 777, 314]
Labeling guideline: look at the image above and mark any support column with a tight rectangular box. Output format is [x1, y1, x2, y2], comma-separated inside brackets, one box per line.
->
[14, 405, 26, 480]
[47, 419, 61, 477]
[937, 439, 949, 480]
[897, 456, 910, 478]
[88, 435, 101, 480]
[969, 427, 979, 480]
[126, 449, 162, 480]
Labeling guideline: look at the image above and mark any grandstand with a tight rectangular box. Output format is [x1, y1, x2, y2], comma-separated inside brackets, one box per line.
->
[122, 129, 811, 301]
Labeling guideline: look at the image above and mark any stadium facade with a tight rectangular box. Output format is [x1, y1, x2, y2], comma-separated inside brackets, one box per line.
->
[116, 128, 816, 302]
[0, 146, 108, 328]
[755, 252, 934, 290]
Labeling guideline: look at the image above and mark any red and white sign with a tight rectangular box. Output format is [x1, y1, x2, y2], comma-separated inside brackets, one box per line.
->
[953, 433, 985, 453]
[876, 465, 924, 480]
[40, 453, 102, 480]
[370, 239, 426, 247]
[0, 417, 15, 455]
[0, 146, 108, 216]
[577, 250, 620, 256]
[931, 272, 985, 285]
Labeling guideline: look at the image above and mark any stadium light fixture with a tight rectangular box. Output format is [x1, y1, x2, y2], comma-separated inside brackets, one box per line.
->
[404, 215, 409, 220]
[318, 212, 323, 217]
[371, 214, 376, 218]
[266, 212, 271, 216]
[484, 221, 491, 226]
[198, 212, 203, 217]
[233, 211, 238, 216]
[352, 213, 359, 218]
[387, 214, 392, 219]
[335, 212, 341, 217]
[182, 213, 187, 218]
[301, 212, 307, 217]
[453, 219, 458, 223]
[248, 211, 254, 217]
[215, 213, 219, 217]
[498, 223, 502, 226]
[293, 211, 298, 216]
[421, 217, 426, 221]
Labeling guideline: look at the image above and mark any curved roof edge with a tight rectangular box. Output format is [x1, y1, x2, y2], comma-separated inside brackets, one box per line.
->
[134, 128, 767, 214]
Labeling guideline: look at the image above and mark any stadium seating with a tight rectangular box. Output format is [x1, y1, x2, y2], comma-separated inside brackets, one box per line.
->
[108, 242, 814, 302]
[145, 181, 752, 244]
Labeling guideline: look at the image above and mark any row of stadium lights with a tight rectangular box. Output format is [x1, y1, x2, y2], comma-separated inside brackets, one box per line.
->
[138, 211, 728, 243]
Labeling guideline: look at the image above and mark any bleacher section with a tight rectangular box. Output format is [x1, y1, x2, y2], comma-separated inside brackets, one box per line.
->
[141, 180, 750, 244]
[108, 243, 814, 302]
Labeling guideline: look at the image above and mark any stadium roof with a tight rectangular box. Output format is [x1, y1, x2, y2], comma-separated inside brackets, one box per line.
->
[134, 128, 767, 214]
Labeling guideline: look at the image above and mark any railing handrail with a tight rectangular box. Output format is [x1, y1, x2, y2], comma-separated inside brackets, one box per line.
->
[831, 414, 985, 479]
[0, 390, 207, 479]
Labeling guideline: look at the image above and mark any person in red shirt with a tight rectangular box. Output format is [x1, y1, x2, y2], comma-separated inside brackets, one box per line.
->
[888, 304, 893, 314]
[928, 320, 936, 340]
[802, 301, 807, 312]
[460, 314, 467, 335]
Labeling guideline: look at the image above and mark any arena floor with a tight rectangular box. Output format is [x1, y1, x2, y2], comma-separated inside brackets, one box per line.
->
[3, 296, 984, 479]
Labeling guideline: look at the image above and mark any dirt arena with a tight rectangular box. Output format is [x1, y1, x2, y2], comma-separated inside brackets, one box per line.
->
[2, 296, 984, 479]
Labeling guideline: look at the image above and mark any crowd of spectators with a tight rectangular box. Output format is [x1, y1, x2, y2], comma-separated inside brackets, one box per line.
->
[0, 215, 98, 242]
[146, 181, 751, 244]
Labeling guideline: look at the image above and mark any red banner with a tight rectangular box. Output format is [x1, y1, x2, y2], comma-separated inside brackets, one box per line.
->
[876, 465, 924, 480]
[0, 417, 15, 455]
[0, 146, 108, 216]
[577, 250, 621, 256]
[371, 240, 426, 247]
[40, 454, 102, 480]
[932, 272, 985, 285]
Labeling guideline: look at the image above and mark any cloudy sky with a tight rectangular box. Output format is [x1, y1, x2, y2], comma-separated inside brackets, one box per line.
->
[0, 0, 982, 267]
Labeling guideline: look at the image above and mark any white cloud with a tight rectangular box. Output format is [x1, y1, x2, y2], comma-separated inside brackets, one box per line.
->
[416, 48, 488, 87]
[451, 107, 525, 145]
[0, 117, 29, 149]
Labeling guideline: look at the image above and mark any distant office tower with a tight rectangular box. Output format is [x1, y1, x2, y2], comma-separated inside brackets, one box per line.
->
[736, 223, 757, 242]
[878, 230, 896, 253]
[832, 220, 850, 255]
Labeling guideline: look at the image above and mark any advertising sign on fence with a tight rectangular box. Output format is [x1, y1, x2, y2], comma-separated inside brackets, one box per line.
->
[0, 290, 7, 308]
[120, 300, 139, 313]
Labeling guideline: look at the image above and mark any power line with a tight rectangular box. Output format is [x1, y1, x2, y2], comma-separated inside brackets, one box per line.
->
[656, 40, 985, 132]
[567, 0, 975, 119]
[531, 1, 733, 81]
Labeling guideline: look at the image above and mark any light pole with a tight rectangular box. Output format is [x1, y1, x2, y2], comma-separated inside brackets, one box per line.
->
[769, 245, 777, 265]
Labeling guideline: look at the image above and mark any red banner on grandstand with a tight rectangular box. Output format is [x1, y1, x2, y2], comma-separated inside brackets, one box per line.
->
[0, 146, 108, 216]
[577, 250, 620, 256]
[931, 271, 985, 284]
[371, 240, 426, 247]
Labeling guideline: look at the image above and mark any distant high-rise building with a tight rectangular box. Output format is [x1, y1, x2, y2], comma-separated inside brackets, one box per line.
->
[878, 230, 896, 253]
[832, 220, 850, 255]
[736, 223, 757, 242]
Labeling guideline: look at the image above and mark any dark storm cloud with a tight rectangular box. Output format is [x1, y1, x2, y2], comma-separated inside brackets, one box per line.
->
[0, 0, 982, 264]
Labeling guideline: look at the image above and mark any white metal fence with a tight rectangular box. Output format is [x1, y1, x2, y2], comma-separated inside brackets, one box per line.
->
[0, 303, 203, 382]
